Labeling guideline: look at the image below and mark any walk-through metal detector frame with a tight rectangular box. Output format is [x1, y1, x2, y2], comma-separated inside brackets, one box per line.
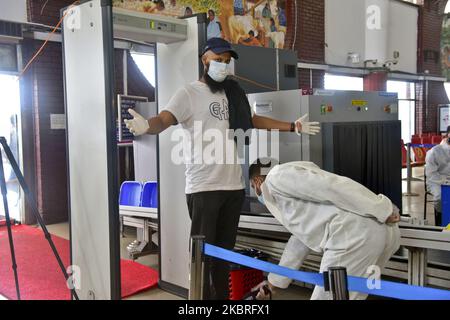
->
[62, 0, 120, 300]
[62, 0, 206, 299]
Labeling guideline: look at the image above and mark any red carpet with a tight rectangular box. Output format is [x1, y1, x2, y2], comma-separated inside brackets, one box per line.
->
[0, 225, 158, 300]
[0, 218, 16, 227]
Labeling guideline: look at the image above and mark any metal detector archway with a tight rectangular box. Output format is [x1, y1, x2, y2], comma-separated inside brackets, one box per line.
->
[62, 0, 206, 299]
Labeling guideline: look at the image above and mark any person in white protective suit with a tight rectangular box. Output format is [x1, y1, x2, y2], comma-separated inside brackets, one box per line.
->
[425, 126, 450, 226]
[248, 160, 401, 300]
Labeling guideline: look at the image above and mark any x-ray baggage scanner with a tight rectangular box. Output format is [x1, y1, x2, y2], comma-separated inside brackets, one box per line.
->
[62, 0, 206, 299]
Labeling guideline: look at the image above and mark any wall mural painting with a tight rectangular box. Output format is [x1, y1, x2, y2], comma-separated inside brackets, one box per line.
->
[442, 13, 450, 80]
[113, 0, 290, 49]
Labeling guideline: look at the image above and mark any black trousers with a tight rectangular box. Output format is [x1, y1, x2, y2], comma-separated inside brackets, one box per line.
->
[435, 201, 442, 226]
[186, 189, 245, 300]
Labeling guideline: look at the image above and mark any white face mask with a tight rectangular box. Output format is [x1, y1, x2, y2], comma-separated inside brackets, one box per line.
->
[207, 60, 229, 83]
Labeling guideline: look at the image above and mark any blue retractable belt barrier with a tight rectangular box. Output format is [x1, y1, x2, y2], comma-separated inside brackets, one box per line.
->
[205, 243, 324, 287]
[204, 244, 450, 300]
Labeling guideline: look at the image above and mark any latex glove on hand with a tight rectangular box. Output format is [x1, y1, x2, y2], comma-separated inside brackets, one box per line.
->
[386, 204, 401, 224]
[124, 109, 150, 136]
[253, 281, 273, 300]
[295, 114, 321, 136]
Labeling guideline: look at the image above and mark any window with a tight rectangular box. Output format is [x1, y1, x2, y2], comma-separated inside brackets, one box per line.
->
[444, 82, 450, 101]
[131, 52, 156, 87]
[387, 80, 416, 143]
[324, 74, 364, 91]
[0, 44, 18, 73]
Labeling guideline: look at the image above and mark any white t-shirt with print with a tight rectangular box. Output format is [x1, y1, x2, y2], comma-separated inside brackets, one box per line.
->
[164, 81, 245, 194]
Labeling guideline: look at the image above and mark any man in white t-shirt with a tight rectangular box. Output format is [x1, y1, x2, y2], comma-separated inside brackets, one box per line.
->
[124, 38, 320, 299]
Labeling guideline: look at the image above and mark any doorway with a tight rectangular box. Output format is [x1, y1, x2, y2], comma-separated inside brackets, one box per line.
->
[387, 80, 416, 143]
[0, 74, 22, 222]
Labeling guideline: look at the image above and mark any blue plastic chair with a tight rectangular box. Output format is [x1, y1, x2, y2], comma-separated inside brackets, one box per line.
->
[141, 182, 158, 208]
[119, 181, 142, 206]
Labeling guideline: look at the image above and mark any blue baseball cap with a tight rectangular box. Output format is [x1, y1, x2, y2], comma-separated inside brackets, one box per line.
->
[201, 37, 239, 59]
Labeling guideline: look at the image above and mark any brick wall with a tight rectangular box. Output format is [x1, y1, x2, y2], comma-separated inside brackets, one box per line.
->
[417, 0, 448, 75]
[286, 0, 325, 63]
[27, 0, 74, 26]
[416, 80, 449, 133]
[426, 81, 449, 132]
[285, 0, 325, 88]
[20, 39, 68, 225]
[415, 81, 424, 133]
[19, 0, 78, 224]
[416, 0, 449, 134]
[298, 68, 325, 89]
[364, 71, 388, 92]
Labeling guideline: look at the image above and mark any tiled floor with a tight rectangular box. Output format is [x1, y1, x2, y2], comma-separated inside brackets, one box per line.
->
[1, 167, 435, 300]
[401, 167, 437, 223]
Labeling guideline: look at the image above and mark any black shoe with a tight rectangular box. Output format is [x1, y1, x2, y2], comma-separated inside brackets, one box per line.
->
[435, 210, 442, 226]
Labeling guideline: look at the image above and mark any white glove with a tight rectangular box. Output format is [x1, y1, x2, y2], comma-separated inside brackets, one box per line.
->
[124, 109, 150, 136]
[386, 204, 401, 224]
[253, 281, 272, 300]
[295, 114, 321, 136]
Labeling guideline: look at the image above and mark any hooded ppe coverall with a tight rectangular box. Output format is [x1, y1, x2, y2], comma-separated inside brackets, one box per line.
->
[425, 143, 450, 212]
[261, 162, 401, 300]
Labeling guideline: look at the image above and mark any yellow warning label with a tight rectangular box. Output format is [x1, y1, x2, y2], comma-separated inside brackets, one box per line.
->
[352, 100, 368, 106]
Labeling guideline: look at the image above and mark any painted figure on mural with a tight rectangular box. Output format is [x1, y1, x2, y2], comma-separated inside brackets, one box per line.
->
[238, 30, 262, 47]
[183, 6, 193, 17]
[262, 1, 272, 19]
[277, 1, 287, 28]
[207, 9, 223, 40]
[112, 0, 288, 48]
[234, 0, 246, 16]
[268, 18, 277, 48]
[441, 11, 450, 80]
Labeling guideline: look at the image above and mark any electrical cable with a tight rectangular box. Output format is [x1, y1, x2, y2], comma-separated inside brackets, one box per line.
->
[231, 74, 278, 91]
[292, 0, 298, 50]
[19, 1, 80, 79]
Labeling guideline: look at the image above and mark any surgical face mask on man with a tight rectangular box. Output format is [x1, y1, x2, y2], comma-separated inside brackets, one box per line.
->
[207, 60, 229, 83]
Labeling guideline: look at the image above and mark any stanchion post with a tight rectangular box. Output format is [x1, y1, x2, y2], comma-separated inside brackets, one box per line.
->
[327, 267, 349, 300]
[189, 235, 205, 300]
[407, 143, 412, 192]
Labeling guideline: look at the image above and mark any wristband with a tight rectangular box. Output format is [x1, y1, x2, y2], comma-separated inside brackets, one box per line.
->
[290, 122, 296, 132]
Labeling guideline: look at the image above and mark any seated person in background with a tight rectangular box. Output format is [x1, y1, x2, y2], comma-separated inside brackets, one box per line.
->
[425, 126, 450, 226]
[249, 160, 401, 300]
[238, 30, 262, 47]
[183, 7, 193, 17]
